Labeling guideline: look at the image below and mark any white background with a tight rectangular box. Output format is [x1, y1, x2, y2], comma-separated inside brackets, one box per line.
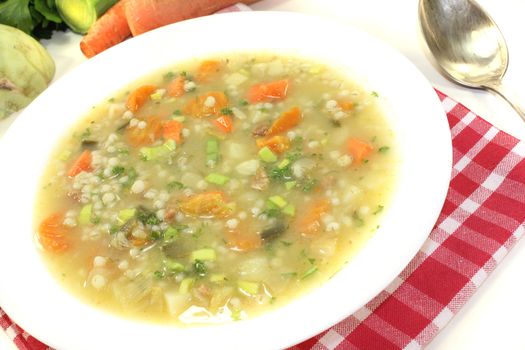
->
[1, 0, 525, 349]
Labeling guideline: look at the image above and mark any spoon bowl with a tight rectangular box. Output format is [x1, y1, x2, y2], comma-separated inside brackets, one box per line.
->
[419, 0, 525, 121]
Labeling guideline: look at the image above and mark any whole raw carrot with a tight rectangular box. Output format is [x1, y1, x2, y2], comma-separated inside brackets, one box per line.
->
[80, 1, 131, 58]
[125, 0, 260, 36]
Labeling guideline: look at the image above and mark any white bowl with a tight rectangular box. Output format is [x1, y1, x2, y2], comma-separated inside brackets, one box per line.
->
[0, 11, 451, 350]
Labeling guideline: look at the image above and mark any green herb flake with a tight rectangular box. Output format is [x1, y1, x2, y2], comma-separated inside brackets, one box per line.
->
[373, 205, 384, 215]
[281, 272, 298, 278]
[378, 146, 390, 153]
[301, 266, 318, 280]
[239, 99, 249, 106]
[163, 71, 175, 80]
[220, 107, 234, 116]
[111, 166, 125, 177]
[153, 270, 165, 279]
[301, 178, 318, 192]
[193, 259, 207, 277]
[280, 241, 293, 247]
[371, 91, 379, 97]
[167, 181, 184, 191]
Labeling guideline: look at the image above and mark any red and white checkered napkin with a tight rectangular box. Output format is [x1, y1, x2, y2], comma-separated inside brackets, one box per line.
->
[1, 94, 525, 350]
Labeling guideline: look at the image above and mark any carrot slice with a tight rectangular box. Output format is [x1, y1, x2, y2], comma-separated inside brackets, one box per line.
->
[38, 213, 70, 252]
[179, 191, 232, 218]
[166, 76, 186, 97]
[247, 79, 289, 104]
[347, 138, 373, 164]
[212, 115, 233, 133]
[183, 91, 229, 118]
[338, 100, 354, 111]
[79, 1, 131, 58]
[266, 106, 302, 136]
[297, 199, 331, 235]
[126, 115, 163, 147]
[162, 120, 183, 143]
[255, 135, 290, 154]
[126, 85, 157, 112]
[225, 229, 262, 252]
[67, 150, 92, 177]
[196, 60, 221, 82]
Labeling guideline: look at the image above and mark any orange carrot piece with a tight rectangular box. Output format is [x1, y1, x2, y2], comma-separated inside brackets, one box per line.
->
[255, 135, 290, 154]
[125, 0, 261, 36]
[247, 79, 289, 104]
[80, 1, 131, 58]
[68, 150, 92, 177]
[347, 138, 373, 164]
[338, 100, 354, 111]
[266, 106, 302, 136]
[212, 115, 233, 133]
[179, 191, 232, 218]
[126, 115, 163, 147]
[297, 199, 331, 235]
[225, 229, 262, 252]
[196, 60, 221, 82]
[38, 213, 70, 252]
[162, 120, 184, 143]
[126, 85, 157, 112]
[166, 76, 186, 97]
[183, 91, 229, 118]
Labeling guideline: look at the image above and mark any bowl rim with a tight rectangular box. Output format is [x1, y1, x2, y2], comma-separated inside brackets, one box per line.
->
[0, 11, 451, 350]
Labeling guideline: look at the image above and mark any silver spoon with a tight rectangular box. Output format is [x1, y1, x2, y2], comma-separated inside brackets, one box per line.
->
[419, 0, 525, 121]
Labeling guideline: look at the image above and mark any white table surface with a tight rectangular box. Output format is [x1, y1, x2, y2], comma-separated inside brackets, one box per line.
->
[1, 1, 524, 349]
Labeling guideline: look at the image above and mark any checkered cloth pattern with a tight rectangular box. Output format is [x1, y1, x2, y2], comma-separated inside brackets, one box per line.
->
[1, 36, 524, 350]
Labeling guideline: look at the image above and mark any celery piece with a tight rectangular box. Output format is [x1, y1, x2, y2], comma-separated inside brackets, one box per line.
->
[191, 248, 216, 262]
[165, 259, 185, 273]
[269, 195, 287, 209]
[205, 173, 230, 185]
[238, 281, 259, 295]
[258, 146, 277, 163]
[140, 140, 176, 160]
[277, 158, 290, 169]
[179, 278, 195, 294]
[117, 208, 136, 224]
[163, 227, 179, 242]
[206, 138, 219, 164]
[282, 204, 295, 217]
[210, 274, 227, 283]
[285, 181, 296, 190]
[301, 266, 318, 280]
[150, 90, 164, 100]
[78, 204, 92, 225]
[171, 116, 186, 122]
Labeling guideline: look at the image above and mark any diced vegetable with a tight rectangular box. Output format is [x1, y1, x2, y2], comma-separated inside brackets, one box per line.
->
[38, 213, 69, 252]
[125, 116, 163, 147]
[338, 100, 354, 111]
[67, 150, 92, 177]
[301, 266, 318, 280]
[165, 259, 185, 272]
[126, 85, 156, 112]
[162, 120, 183, 143]
[184, 91, 228, 118]
[206, 138, 220, 165]
[256, 135, 290, 154]
[235, 159, 259, 176]
[78, 204, 93, 225]
[269, 195, 287, 209]
[237, 281, 259, 295]
[117, 208, 136, 224]
[247, 79, 289, 104]
[282, 204, 295, 217]
[258, 146, 277, 163]
[191, 248, 216, 261]
[347, 138, 373, 164]
[266, 106, 302, 136]
[180, 191, 232, 218]
[196, 60, 221, 82]
[163, 227, 179, 242]
[297, 198, 331, 235]
[140, 140, 176, 160]
[212, 115, 233, 133]
[225, 229, 262, 252]
[205, 173, 230, 186]
[166, 75, 186, 97]
[179, 277, 195, 294]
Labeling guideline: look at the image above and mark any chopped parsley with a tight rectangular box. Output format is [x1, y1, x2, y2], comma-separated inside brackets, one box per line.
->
[371, 91, 379, 97]
[111, 166, 125, 177]
[193, 260, 207, 277]
[220, 107, 234, 116]
[137, 206, 161, 226]
[167, 181, 184, 191]
[373, 205, 384, 215]
[378, 146, 390, 153]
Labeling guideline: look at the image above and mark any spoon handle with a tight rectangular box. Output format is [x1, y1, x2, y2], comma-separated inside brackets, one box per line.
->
[484, 83, 525, 123]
